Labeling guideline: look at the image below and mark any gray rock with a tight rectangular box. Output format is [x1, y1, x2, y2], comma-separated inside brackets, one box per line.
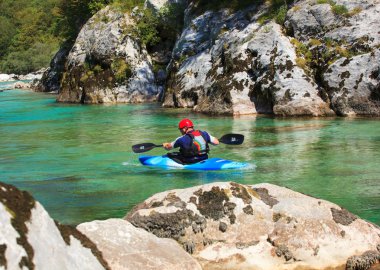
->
[145, 0, 187, 12]
[33, 44, 71, 93]
[164, 12, 333, 116]
[77, 219, 202, 270]
[58, 7, 160, 104]
[0, 182, 108, 270]
[323, 49, 380, 116]
[126, 182, 380, 269]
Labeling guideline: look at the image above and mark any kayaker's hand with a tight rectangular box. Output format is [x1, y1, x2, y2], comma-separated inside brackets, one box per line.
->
[163, 143, 172, 150]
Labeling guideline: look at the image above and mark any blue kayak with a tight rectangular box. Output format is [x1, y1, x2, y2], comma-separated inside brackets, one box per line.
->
[139, 155, 248, 170]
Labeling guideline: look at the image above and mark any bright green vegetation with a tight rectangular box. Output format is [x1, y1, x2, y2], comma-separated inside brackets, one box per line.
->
[257, 0, 294, 25]
[0, 0, 111, 74]
[0, 0, 183, 74]
[316, 0, 360, 17]
[291, 35, 373, 75]
[111, 58, 132, 83]
[1, 86, 380, 226]
[131, 2, 186, 49]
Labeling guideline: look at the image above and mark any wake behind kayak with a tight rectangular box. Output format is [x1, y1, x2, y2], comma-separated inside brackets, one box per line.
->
[139, 155, 248, 171]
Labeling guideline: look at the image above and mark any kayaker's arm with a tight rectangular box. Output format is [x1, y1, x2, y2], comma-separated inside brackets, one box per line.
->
[163, 142, 173, 150]
[209, 135, 219, 145]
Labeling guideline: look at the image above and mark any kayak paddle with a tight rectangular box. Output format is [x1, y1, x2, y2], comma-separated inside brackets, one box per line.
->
[219, 133, 244, 145]
[132, 143, 163, 153]
[132, 133, 244, 153]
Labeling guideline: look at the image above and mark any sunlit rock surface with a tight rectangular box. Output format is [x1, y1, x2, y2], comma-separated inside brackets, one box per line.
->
[126, 182, 380, 270]
[145, 0, 186, 11]
[77, 218, 202, 270]
[58, 7, 159, 104]
[40, 0, 380, 115]
[286, 0, 380, 116]
[0, 182, 109, 270]
[163, 0, 380, 116]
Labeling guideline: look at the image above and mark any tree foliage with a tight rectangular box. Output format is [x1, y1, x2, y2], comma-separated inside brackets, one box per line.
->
[0, 0, 110, 74]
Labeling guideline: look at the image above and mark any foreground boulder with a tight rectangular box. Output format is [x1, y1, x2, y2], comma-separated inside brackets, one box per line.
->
[77, 218, 202, 270]
[0, 182, 109, 269]
[126, 182, 380, 269]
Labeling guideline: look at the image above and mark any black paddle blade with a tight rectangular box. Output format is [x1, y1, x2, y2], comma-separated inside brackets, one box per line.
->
[219, 134, 244, 145]
[132, 143, 161, 153]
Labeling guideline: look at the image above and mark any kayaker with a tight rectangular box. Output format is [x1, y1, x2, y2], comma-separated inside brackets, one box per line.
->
[163, 118, 219, 164]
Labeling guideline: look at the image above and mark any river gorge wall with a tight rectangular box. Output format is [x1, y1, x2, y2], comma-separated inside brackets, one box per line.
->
[36, 0, 380, 117]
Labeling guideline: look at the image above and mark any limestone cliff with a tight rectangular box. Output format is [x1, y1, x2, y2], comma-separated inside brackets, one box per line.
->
[57, 6, 160, 104]
[41, 0, 380, 116]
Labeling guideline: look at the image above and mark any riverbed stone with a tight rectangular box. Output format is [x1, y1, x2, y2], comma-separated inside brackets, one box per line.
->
[126, 182, 380, 270]
[77, 218, 202, 270]
[0, 182, 109, 270]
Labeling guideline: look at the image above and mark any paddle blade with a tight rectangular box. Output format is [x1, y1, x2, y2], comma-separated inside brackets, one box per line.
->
[219, 134, 244, 145]
[132, 143, 161, 153]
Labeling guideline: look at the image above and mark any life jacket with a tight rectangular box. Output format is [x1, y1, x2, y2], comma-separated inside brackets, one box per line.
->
[180, 130, 210, 157]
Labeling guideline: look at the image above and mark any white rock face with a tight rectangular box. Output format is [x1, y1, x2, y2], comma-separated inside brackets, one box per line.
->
[247, 23, 333, 116]
[126, 182, 380, 270]
[162, 0, 380, 116]
[285, 0, 380, 116]
[164, 8, 262, 115]
[0, 182, 107, 270]
[58, 7, 159, 104]
[0, 74, 13, 82]
[145, 0, 186, 11]
[323, 49, 380, 115]
[78, 219, 202, 270]
[164, 7, 333, 116]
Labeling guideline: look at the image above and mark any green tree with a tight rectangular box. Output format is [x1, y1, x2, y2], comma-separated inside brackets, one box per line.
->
[0, 16, 16, 57]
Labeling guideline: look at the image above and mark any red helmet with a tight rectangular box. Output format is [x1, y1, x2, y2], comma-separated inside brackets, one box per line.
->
[178, 118, 193, 129]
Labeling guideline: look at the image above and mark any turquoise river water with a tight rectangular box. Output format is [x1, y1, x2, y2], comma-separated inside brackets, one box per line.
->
[1, 84, 379, 226]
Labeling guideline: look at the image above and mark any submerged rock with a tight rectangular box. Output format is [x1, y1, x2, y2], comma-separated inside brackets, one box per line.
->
[126, 182, 380, 270]
[0, 182, 109, 269]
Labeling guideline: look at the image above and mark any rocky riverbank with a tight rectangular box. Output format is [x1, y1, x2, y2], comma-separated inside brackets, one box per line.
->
[0, 69, 46, 83]
[34, 0, 380, 117]
[1, 181, 379, 269]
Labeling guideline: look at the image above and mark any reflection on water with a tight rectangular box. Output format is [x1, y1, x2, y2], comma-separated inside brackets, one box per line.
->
[1, 87, 380, 225]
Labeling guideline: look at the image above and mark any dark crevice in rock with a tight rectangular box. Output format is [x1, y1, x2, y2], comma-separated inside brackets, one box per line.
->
[236, 241, 259, 249]
[0, 182, 35, 269]
[253, 188, 279, 207]
[331, 207, 357, 226]
[55, 222, 111, 270]
[0, 244, 6, 268]
[346, 250, 380, 270]
[183, 241, 195, 254]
